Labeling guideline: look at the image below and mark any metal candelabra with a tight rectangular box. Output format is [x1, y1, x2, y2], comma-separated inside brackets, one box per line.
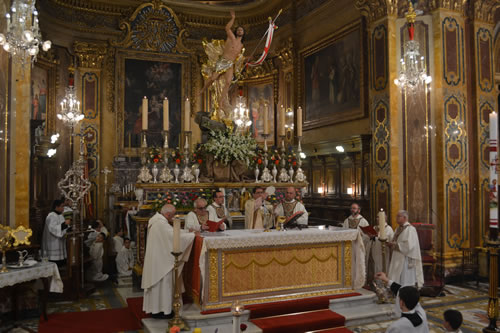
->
[260, 134, 273, 182]
[160, 131, 174, 183]
[137, 130, 152, 183]
[278, 135, 290, 182]
[169, 251, 190, 331]
[181, 131, 194, 183]
[295, 136, 306, 183]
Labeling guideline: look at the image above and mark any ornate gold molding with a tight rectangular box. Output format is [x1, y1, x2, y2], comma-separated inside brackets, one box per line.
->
[276, 37, 295, 69]
[472, 0, 497, 23]
[105, 47, 116, 114]
[355, 0, 398, 23]
[74, 41, 108, 69]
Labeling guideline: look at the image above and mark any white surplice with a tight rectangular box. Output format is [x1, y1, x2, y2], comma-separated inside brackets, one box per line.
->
[343, 214, 370, 282]
[113, 235, 124, 253]
[142, 213, 195, 314]
[386, 303, 429, 333]
[86, 242, 107, 281]
[42, 212, 68, 261]
[388, 222, 424, 288]
[207, 203, 231, 228]
[116, 245, 134, 277]
[366, 224, 394, 274]
[274, 199, 309, 226]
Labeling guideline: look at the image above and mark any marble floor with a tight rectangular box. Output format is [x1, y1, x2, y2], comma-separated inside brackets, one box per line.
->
[1, 280, 494, 333]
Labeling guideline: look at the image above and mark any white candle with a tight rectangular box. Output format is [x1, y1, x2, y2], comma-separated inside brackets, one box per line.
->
[173, 218, 180, 252]
[378, 209, 386, 240]
[184, 98, 191, 132]
[142, 97, 148, 131]
[490, 111, 498, 229]
[263, 104, 269, 135]
[279, 105, 285, 137]
[297, 107, 303, 137]
[163, 98, 169, 131]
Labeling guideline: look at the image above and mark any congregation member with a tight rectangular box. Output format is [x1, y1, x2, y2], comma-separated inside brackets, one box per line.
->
[366, 213, 394, 280]
[112, 229, 124, 253]
[207, 190, 231, 229]
[42, 199, 71, 265]
[443, 309, 463, 333]
[142, 204, 195, 319]
[116, 237, 134, 277]
[387, 210, 424, 288]
[86, 232, 109, 282]
[375, 272, 429, 333]
[184, 198, 210, 232]
[245, 187, 273, 229]
[273, 187, 308, 226]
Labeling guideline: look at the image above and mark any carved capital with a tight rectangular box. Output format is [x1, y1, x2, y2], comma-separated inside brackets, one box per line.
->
[276, 37, 295, 68]
[355, 0, 398, 23]
[472, 0, 497, 23]
[427, 0, 468, 15]
[74, 41, 108, 69]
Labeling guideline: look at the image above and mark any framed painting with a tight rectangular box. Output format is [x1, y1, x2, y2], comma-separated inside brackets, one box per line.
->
[300, 20, 365, 130]
[116, 49, 191, 154]
[245, 76, 276, 145]
[31, 56, 57, 133]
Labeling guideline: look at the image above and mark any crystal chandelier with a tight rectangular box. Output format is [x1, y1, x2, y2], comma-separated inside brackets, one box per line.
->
[0, 0, 51, 67]
[394, 2, 431, 91]
[233, 94, 252, 129]
[57, 85, 83, 128]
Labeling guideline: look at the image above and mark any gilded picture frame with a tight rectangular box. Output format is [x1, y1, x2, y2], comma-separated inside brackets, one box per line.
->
[244, 74, 278, 145]
[32, 55, 58, 134]
[299, 20, 365, 130]
[115, 49, 191, 155]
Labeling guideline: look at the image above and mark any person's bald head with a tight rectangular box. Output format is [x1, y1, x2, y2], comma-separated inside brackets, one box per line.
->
[160, 204, 176, 221]
[285, 187, 296, 202]
[194, 198, 207, 210]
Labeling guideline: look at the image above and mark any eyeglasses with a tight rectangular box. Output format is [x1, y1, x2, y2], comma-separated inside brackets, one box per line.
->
[197, 206, 207, 209]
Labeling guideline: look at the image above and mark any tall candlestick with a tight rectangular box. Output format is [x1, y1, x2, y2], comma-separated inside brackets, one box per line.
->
[297, 106, 303, 137]
[263, 103, 269, 135]
[490, 111, 498, 230]
[279, 105, 285, 137]
[378, 209, 386, 240]
[184, 98, 191, 132]
[173, 218, 180, 252]
[163, 97, 169, 131]
[142, 96, 148, 130]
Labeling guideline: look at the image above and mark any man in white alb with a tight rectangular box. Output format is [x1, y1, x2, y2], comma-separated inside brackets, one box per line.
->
[206, 191, 230, 230]
[274, 187, 308, 226]
[116, 237, 134, 277]
[42, 199, 71, 265]
[343, 202, 370, 285]
[142, 204, 195, 319]
[184, 198, 210, 232]
[388, 210, 424, 288]
[245, 187, 273, 229]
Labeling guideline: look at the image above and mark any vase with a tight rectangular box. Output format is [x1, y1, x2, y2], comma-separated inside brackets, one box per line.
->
[255, 167, 260, 183]
[151, 164, 159, 183]
[173, 164, 180, 183]
[194, 167, 200, 183]
[272, 165, 278, 183]
[288, 166, 294, 183]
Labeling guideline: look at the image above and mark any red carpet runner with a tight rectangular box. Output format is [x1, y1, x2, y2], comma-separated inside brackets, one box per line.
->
[38, 307, 142, 333]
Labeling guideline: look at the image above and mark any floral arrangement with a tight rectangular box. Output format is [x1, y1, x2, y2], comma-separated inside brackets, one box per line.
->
[149, 147, 162, 164]
[251, 146, 265, 168]
[267, 190, 285, 205]
[192, 144, 204, 166]
[285, 146, 298, 168]
[151, 189, 216, 211]
[268, 146, 281, 167]
[203, 129, 257, 166]
[171, 148, 183, 165]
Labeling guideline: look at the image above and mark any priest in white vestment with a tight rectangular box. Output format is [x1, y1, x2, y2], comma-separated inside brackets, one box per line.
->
[274, 187, 308, 226]
[206, 191, 229, 229]
[116, 238, 134, 277]
[366, 214, 394, 277]
[142, 204, 195, 318]
[184, 198, 210, 232]
[343, 203, 369, 284]
[388, 210, 424, 288]
[245, 187, 273, 229]
[42, 199, 71, 264]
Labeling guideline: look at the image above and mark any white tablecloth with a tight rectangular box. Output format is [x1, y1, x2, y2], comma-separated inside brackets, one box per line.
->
[0, 261, 63, 293]
[199, 228, 365, 300]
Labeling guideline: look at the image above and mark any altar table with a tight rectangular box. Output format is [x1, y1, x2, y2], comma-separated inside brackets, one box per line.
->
[194, 228, 364, 311]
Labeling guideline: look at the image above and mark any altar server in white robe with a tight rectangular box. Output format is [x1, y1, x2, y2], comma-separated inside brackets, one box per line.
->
[343, 203, 369, 284]
[376, 272, 429, 333]
[142, 204, 195, 318]
[42, 199, 71, 263]
[116, 237, 134, 276]
[86, 232, 109, 282]
[184, 198, 210, 232]
[207, 191, 230, 229]
[366, 214, 394, 275]
[388, 210, 424, 288]
[274, 187, 309, 226]
[245, 187, 274, 229]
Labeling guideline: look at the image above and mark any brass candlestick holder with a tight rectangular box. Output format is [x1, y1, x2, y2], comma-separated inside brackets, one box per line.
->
[374, 237, 389, 304]
[168, 251, 190, 331]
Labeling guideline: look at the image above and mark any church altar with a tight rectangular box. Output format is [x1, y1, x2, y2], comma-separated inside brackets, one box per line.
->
[191, 228, 364, 310]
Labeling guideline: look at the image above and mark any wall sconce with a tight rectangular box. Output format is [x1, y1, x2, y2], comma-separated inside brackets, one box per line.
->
[347, 187, 353, 195]
[34, 132, 60, 158]
[336, 145, 344, 153]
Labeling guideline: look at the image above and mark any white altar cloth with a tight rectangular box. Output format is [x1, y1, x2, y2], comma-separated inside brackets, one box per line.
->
[199, 228, 365, 302]
[0, 261, 63, 293]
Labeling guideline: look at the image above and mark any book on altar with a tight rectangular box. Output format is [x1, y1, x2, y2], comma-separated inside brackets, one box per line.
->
[285, 211, 305, 228]
[207, 220, 223, 232]
[360, 225, 378, 238]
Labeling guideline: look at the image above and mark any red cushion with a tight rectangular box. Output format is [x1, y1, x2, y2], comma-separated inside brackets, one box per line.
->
[421, 255, 436, 263]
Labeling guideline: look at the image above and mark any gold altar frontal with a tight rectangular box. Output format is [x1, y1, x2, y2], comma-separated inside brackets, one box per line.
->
[200, 229, 357, 310]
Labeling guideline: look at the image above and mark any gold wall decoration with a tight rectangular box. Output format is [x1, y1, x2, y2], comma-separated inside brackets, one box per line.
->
[10, 225, 32, 247]
[354, 0, 397, 23]
[208, 249, 219, 303]
[74, 42, 108, 69]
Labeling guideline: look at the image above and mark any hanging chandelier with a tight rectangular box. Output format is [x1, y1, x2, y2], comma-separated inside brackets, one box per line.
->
[394, 2, 431, 91]
[0, 0, 51, 67]
[233, 93, 252, 130]
[57, 86, 83, 128]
